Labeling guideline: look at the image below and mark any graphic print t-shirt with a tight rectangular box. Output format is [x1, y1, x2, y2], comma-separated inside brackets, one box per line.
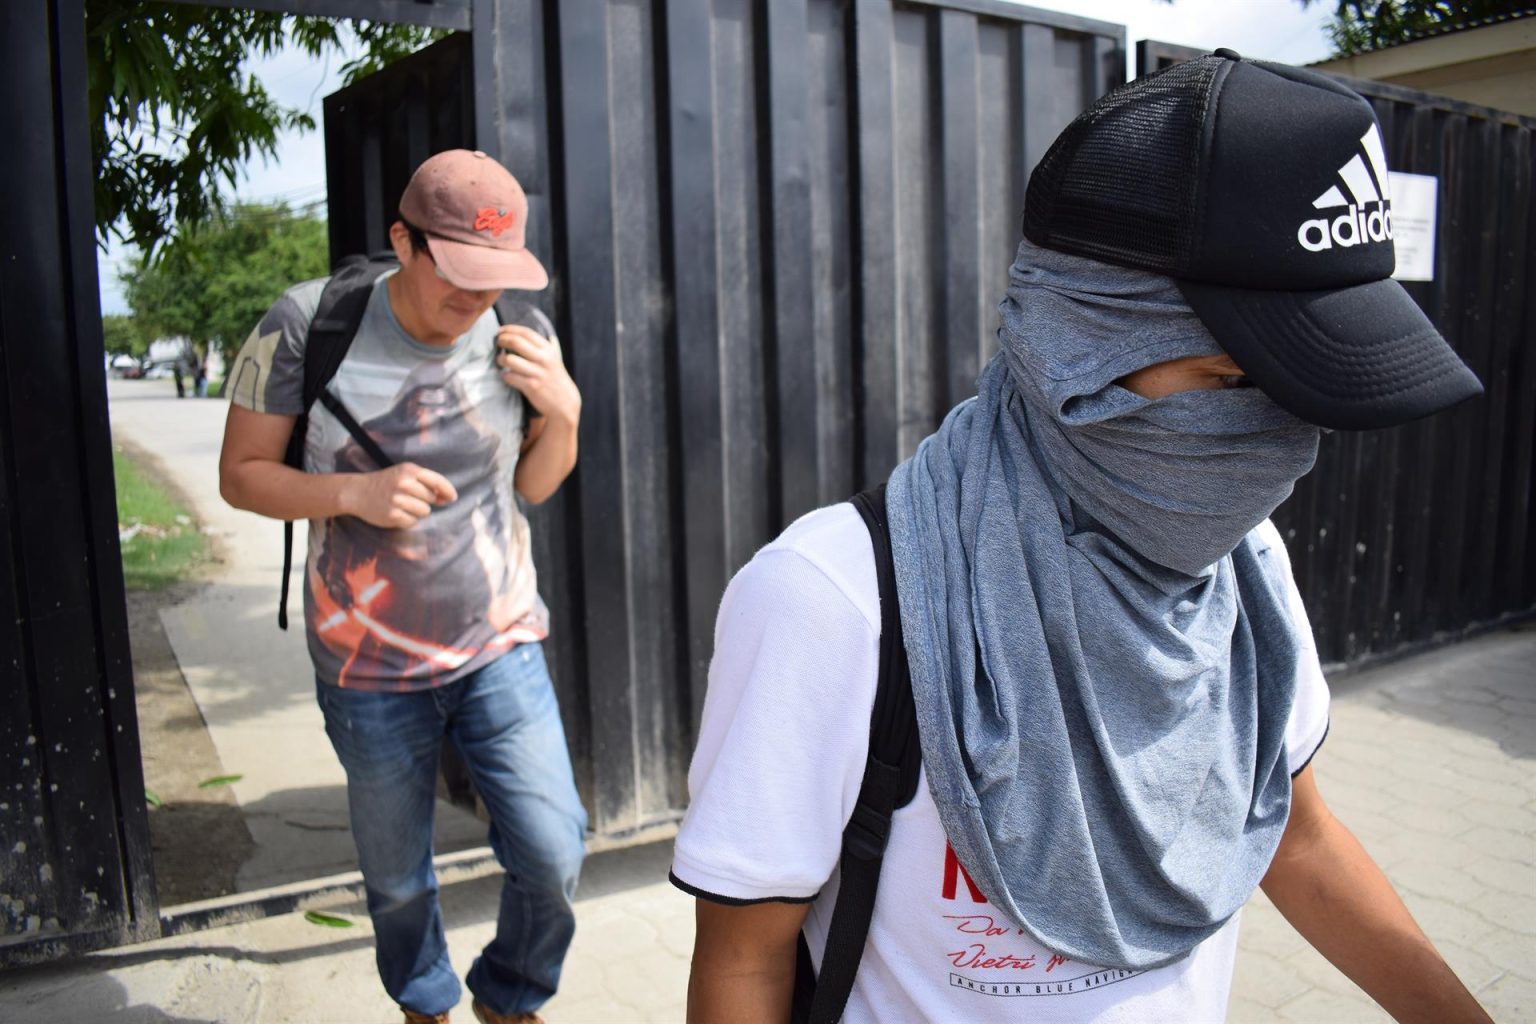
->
[670, 504, 1331, 1023]
[228, 273, 550, 691]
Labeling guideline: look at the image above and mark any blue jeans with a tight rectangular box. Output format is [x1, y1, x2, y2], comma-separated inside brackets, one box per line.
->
[316, 643, 587, 1017]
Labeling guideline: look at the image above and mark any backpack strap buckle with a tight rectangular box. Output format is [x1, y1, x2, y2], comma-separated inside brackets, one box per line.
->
[845, 800, 894, 861]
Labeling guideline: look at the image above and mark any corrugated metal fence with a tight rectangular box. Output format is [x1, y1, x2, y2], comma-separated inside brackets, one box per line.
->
[326, 0, 1126, 838]
[325, 13, 1534, 839]
[1140, 41, 1536, 669]
[1283, 78, 1536, 669]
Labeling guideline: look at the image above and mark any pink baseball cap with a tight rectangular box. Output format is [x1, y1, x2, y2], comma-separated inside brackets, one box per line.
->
[398, 149, 549, 291]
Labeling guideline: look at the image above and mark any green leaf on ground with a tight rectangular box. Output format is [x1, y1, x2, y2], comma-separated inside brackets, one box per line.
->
[197, 774, 244, 789]
[303, 910, 354, 928]
[144, 787, 163, 808]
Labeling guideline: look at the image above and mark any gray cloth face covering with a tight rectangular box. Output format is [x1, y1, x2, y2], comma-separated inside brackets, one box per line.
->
[886, 239, 1322, 970]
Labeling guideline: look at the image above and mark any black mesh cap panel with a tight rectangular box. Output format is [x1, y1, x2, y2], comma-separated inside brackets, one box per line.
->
[1023, 58, 1221, 274]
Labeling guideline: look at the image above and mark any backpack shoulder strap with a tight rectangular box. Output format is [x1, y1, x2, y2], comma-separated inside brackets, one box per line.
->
[492, 294, 556, 424]
[795, 483, 922, 1024]
[276, 252, 397, 630]
[301, 252, 397, 416]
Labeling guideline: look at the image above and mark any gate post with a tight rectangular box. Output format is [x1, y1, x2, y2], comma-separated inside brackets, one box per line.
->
[0, 0, 159, 965]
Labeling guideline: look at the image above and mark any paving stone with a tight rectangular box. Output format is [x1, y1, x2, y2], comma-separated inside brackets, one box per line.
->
[1474, 926, 1536, 981]
[1398, 891, 1509, 949]
[582, 906, 662, 955]
[1452, 685, 1503, 706]
[1466, 889, 1536, 937]
[1237, 897, 1309, 962]
[1478, 970, 1536, 1024]
[1500, 735, 1536, 759]
[1278, 948, 1369, 1000]
[1440, 750, 1533, 788]
[1424, 700, 1511, 730]
[1481, 668, 1536, 700]
[1496, 696, 1536, 719]
[1355, 828, 1478, 873]
[1379, 774, 1470, 810]
[1327, 807, 1409, 848]
[1457, 826, 1536, 864]
[587, 957, 689, 1020]
[1319, 734, 1394, 767]
[1386, 855, 1488, 903]
[1384, 685, 1448, 710]
[1457, 799, 1536, 834]
[1434, 939, 1507, 994]
[1230, 948, 1312, 1009]
[1227, 992, 1280, 1023]
[1462, 856, 1536, 898]
[1367, 798, 1473, 839]
[1319, 781, 1387, 808]
[1274, 985, 1388, 1023]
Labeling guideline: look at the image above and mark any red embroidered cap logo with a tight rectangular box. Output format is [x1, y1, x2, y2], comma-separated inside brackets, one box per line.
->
[474, 207, 517, 237]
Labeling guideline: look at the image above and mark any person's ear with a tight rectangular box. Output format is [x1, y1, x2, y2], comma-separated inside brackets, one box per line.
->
[388, 221, 413, 264]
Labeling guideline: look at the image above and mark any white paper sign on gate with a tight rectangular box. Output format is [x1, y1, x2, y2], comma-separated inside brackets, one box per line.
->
[1389, 171, 1438, 283]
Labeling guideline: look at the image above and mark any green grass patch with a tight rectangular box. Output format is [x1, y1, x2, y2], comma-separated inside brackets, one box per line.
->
[114, 447, 208, 590]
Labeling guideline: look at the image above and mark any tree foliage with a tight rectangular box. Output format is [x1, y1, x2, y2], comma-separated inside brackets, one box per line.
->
[100, 313, 151, 358]
[1311, 0, 1530, 56]
[86, 2, 442, 258]
[121, 203, 329, 365]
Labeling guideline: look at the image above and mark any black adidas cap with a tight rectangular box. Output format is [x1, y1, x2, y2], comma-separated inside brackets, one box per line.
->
[1023, 49, 1482, 430]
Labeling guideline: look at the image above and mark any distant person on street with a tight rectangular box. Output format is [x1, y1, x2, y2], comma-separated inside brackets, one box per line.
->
[219, 149, 585, 1024]
[193, 344, 208, 398]
[671, 52, 1494, 1023]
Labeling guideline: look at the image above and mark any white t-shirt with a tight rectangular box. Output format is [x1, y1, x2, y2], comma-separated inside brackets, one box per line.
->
[671, 503, 1330, 1023]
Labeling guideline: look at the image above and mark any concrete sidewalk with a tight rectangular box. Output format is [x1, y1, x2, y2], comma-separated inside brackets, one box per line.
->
[2, 378, 1528, 1022]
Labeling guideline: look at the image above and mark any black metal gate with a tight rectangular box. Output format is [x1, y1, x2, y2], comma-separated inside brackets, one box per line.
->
[0, 0, 474, 969]
[0, 0, 158, 964]
[1140, 41, 1536, 670]
[324, 0, 1127, 840]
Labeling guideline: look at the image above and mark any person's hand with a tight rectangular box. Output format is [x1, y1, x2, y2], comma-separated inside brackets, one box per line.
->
[495, 325, 581, 426]
[342, 463, 457, 529]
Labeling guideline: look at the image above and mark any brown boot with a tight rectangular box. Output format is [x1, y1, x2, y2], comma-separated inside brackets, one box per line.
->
[402, 1009, 451, 1024]
[471, 999, 545, 1024]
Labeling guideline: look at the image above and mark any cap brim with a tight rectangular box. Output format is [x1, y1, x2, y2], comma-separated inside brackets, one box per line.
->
[1177, 277, 1482, 430]
[427, 236, 549, 291]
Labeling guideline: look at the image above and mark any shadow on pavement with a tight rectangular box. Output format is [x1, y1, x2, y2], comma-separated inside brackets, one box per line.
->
[1326, 624, 1536, 759]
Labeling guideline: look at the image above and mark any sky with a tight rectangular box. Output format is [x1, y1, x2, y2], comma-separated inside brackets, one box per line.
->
[96, 0, 1335, 315]
[96, 41, 355, 314]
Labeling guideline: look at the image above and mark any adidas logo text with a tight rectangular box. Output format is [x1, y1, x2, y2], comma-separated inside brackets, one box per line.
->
[1297, 205, 1392, 252]
[1297, 125, 1393, 253]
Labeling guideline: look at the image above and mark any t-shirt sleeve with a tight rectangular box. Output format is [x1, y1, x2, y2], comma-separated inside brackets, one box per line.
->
[225, 279, 323, 416]
[1253, 520, 1331, 774]
[670, 545, 880, 904]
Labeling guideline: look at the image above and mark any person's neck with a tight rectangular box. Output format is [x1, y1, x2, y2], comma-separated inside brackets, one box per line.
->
[386, 273, 456, 347]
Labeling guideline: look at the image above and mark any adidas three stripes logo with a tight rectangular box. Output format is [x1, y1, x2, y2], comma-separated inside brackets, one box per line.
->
[1297, 125, 1395, 253]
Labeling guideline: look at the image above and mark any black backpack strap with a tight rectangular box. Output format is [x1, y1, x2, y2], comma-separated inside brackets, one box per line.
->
[493, 294, 555, 425]
[795, 483, 922, 1024]
[317, 389, 395, 470]
[276, 253, 398, 630]
[302, 252, 397, 411]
